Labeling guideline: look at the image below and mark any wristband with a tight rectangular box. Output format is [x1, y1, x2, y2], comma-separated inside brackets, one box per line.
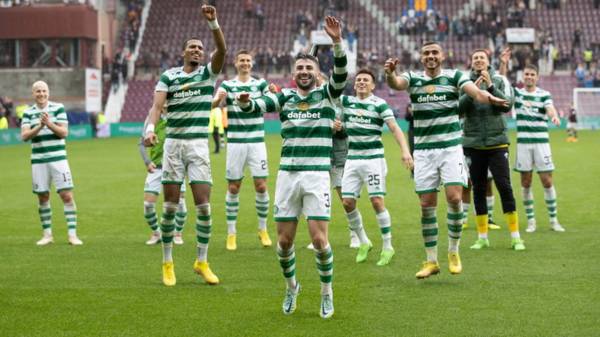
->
[487, 84, 495, 93]
[145, 123, 155, 135]
[208, 19, 220, 30]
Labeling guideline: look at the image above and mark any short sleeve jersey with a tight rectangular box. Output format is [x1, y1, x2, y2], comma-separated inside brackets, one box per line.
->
[514, 87, 553, 144]
[340, 94, 394, 159]
[21, 101, 68, 164]
[155, 64, 217, 139]
[400, 69, 472, 150]
[219, 77, 268, 143]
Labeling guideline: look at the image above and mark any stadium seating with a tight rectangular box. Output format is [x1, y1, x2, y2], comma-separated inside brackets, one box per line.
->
[122, 0, 591, 121]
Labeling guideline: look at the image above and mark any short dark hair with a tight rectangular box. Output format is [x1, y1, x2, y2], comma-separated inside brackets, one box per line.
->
[182, 37, 202, 51]
[422, 41, 443, 49]
[355, 68, 376, 82]
[470, 48, 490, 60]
[235, 49, 252, 58]
[524, 64, 539, 74]
[295, 53, 319, 65]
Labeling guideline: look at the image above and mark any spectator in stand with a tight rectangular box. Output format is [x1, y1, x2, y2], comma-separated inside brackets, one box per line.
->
[572, 28, 582, 50]
[583, 46, 593, 70]
[255, 2, 265, 31]
[583, 74, 594, 88]
[437, 16, 448, 42]
[244, 0, 253, 18]
[345, 23, 357, 52]
[111, 63, 120, 91]
[0, 111, 7, 129]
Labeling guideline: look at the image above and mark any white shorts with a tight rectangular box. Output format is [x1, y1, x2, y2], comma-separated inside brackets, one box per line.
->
[341, 158, 387, 199]
[162, 138, 212, 185]
[273, 171, 331, 222]
[414, 145, 468, 194]
[515, 143, 555, 172]
[144, 168, 186, 195]
[226, 142, 268, 181]
[32, 160, 74, 194]
[330, 166, 344, 188]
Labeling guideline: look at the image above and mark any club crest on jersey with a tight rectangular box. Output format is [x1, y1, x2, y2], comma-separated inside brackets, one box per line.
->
[298, 101, 310, 111]
[439, 77, 448, 85]
[367, 105, 376, 112]
[425, 85, 436, 94]
[313, 92, 323, 101]
[251, 86, 258, 91]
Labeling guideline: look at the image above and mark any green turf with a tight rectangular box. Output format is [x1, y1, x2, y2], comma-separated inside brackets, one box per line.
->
[0, 131, 598, 337]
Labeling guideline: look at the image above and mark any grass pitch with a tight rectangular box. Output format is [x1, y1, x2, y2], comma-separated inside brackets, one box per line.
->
[0, 131, 598, 337]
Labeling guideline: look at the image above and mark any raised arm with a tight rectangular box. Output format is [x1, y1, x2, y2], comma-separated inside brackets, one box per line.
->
[462, 82, 509, 108]
[237, 91, 283, 114]
[384, 58, 409, 91]
[498, 47, 511, 77]
[212, 87, 227, 109]
[202, 5, 227, 75]
[460, 71, 513, 114]
[324, 16, 347, 99]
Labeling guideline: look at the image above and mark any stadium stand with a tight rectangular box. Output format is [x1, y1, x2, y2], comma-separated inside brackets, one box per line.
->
[115, 0, 598, 121]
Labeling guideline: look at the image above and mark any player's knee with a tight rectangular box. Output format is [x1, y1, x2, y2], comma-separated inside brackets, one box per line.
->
[277, 236, 294, 250]
[37, 193, 50, 204]
[196, 203, 211, 216]
[254, 182, 267, 193]
[446, 193, 462, 205]
[144, 201, 156, 212]
[228, 183, 240, 194]
[342, 198, 356, 212]
[163, 201, 178, 214]
[311, 234, 328, 250]
[59, 192, 73, 204]
[370, 197, 385, 212]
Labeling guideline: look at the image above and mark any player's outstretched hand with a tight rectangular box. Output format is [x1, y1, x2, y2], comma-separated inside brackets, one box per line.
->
[384, 58, 399, 75]
[237, 92, 251, 103]
[144, 132, 158, 147]
[324, 16, 342, 43]
[216, 89, 227, 103]
[268, 83, 279, 94]
[488, 95, 509, 108]
[551, 115, 561, 126]
[201, 4, 217, 21]
[402, 153, 414, 170]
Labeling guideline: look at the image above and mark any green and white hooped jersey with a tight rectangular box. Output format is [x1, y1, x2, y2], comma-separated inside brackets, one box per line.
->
[155, 64, 217, 139]
[340, 94, 394, 160]
[401, 69, 471, 150]
[241, 49, 348, 172]
[219, 77, 268, 143]
[21, 101, 68, 164]
[514, 87, 553, 144]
